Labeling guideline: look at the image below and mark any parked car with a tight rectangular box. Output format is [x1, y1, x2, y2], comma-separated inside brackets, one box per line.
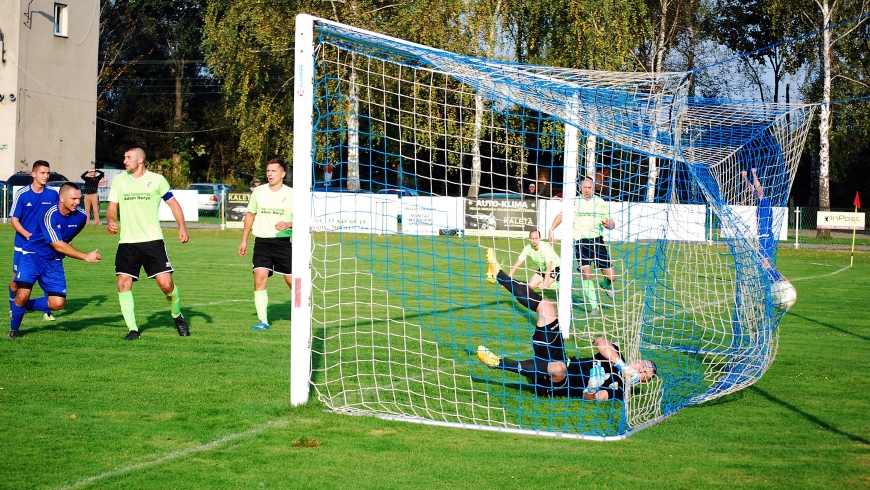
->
[376, 187, 419, 198]
[477, 191, 523, 200]
[7, 171, 70, 188]
[187, 183, 232, 212]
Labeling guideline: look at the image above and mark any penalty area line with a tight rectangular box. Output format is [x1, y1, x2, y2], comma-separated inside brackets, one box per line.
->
[57, 418, 290, 489]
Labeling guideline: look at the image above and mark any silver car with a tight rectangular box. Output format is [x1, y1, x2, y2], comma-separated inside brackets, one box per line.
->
[187, 183, 232, 211]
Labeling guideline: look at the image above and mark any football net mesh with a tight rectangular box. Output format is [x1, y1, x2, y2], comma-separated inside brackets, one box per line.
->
[297, 17, 814, 438]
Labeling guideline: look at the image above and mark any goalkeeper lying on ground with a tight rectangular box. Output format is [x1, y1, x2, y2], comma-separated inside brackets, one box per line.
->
[479, 248, 656, 400]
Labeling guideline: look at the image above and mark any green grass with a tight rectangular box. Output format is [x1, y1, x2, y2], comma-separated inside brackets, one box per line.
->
[1, 227, 868, 489]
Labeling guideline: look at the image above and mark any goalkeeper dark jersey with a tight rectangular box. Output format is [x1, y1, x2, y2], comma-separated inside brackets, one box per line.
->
[532, 342, 627, 401]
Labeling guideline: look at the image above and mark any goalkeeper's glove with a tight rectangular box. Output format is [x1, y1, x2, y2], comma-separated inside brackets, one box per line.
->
[616, 360, 640, 385]
[585, 364, 608, 395]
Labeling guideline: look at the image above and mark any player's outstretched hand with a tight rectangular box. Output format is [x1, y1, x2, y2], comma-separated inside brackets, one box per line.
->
[585, 364, 607, 394]
[85, 249, 101, 263]
[621, 364, 639, 385]
[178, 228, 189, 244]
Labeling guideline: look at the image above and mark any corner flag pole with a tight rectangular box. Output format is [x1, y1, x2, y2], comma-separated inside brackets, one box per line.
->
[851, 191, 861, 267]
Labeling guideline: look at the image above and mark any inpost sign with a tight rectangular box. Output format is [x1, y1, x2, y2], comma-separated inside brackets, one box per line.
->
[816, 211, 865, 230]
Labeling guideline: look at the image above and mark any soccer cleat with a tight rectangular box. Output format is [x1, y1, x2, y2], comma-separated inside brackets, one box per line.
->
[485, 248, 500, 284]
[251, 322, 270, 331]
[124, 330, 140, 341]
[600, 281, 615, 300]
[7, 329, 20, 339]
[584, 308, 600, 317]
[477, 345, 501, 368]
[174, 315, 190, 337]
[43, 312, 56, 322]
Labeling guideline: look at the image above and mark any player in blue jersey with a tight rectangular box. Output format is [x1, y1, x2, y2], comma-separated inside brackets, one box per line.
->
[9, 161, 59, 322]
[7, 183, 100, 339]
[742, 168, 784, 282]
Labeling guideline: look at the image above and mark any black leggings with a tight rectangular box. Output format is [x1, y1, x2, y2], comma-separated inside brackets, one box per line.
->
[496, 270, 543, 313]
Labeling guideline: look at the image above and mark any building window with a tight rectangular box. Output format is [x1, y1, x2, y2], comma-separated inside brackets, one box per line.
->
[54, 4, 68, 37]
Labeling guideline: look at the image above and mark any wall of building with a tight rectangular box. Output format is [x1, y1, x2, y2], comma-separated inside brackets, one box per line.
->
[2, 0, 99, 181]
[0, 0, 23, 176]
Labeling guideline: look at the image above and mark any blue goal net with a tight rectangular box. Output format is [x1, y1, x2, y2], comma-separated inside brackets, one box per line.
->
[293, 16, 813, 439]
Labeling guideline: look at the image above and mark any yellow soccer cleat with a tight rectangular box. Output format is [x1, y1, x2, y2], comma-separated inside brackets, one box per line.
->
[477, 345, 502, 368]
[485, 248, 499, 284]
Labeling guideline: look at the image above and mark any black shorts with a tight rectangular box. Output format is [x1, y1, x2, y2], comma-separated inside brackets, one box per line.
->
[531, 319, 566, 364]
[115, 240, 173, 281]
[252, 237, 292, 276]
[574, 238, 612, 270]
[533, 267, 561, 283]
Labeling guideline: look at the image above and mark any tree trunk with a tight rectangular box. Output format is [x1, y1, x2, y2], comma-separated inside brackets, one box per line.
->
[172, 72, 183, 184]
[468, 93, 483, 198]
[347, 66, 361, 191]
[816, 0, 832, 238]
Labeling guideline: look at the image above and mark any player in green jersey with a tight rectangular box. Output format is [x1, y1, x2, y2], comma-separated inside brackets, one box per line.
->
[107, 145, 189, 341]
[548, 177, 616, 315]
[507, 230, 560, 290]
[238, 158, 294, 330]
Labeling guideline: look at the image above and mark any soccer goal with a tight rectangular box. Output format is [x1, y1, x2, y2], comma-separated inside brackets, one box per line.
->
[290, 14, 815, 439]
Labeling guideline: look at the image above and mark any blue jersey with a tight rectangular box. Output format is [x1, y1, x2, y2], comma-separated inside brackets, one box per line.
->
[10, 185, 60, 249]
[23, 205, 87, 260]
[756, 196, 775, 260]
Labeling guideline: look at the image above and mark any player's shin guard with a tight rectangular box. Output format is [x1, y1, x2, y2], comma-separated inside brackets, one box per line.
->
[254, 290, 269, 324]
[496, 271, 542, 312]
[10, 303, 25, 331]
[118, 291, 138, 331]
[581, 279, 599, 309]
[165, 285, 182, 318]
[8, 285, 14, 312]
[29, 296, 49, 313]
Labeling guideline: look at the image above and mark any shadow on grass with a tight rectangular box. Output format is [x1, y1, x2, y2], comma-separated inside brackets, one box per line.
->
[750, 385, 870, 446]
[787, 312, 870, 342]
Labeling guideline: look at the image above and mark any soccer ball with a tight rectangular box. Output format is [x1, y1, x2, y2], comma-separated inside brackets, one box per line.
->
[771, 280, 797, 312]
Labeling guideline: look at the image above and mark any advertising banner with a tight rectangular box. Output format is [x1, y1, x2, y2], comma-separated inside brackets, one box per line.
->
[225, 192, 252, 229]
[464, 197, 538, 237]
[816, 211, 865, 230]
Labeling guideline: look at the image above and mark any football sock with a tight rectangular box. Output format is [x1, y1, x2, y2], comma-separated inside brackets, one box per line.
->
[496, 270, 542, 312]
[499, 358, 544, 377]
[582, 279, 599, 309]
[8, 285, 14, 312]
[165, 285, 182, 318]
[254, 290, 269, 324]
[31, 296, 49, 313]
[10, 303, 25, 331]
[119, 291, 137, 331]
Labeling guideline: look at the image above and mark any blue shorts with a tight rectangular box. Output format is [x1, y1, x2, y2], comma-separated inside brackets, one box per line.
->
[758, 233, 776, 261]
[14, 253, 67, 297]
[12, 248, 22, 274]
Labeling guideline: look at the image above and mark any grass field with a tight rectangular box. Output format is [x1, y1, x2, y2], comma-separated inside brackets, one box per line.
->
[1, 226, 868, 489]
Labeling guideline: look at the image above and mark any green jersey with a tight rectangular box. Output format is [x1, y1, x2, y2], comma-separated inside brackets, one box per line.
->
[108, 170, 172, 244]
[573, 195, 610, 240]
[517, 241, 560, 271]
[247, 184, 294, 238]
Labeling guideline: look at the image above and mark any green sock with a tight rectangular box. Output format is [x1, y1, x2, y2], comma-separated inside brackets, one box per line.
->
[165, 285, 182, 318]
[119, 291, 137, 331]
[582, 279, 599, 309]
[254, 290, 269, 325]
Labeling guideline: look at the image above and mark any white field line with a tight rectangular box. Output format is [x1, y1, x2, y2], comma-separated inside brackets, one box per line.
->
[790, 265, 851, 282]
[57, 418, 290, 489]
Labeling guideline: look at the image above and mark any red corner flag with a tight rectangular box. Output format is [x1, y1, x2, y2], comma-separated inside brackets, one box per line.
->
[855, 191, 862, 209]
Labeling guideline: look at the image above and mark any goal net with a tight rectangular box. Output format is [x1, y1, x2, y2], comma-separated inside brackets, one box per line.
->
[290, 15, 815, 439]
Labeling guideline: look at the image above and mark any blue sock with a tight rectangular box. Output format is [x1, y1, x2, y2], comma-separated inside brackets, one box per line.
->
[32, 296, 49, 314]
[11, 303, 25, 331]
[8, 286, 13, 312]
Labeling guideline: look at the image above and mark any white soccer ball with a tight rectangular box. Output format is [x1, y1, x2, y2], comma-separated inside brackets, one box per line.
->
[771, 280, 797, 312]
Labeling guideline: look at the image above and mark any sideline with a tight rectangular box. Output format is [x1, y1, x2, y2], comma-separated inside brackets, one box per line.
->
[790, 265, 851, 282]
[57, 418, 290, 489]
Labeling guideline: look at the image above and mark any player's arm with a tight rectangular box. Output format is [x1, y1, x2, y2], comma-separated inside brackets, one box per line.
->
[541, 260, 554, 289]
[10, 217, 30, 240]
[508, 255, 524, 278]
[593, 337, 637, 382]
[164, 196, 189, 243]
[106, 202, 119, 234]
[50, 241, 100, 263]
[598, 200, 615, 230]
[548, 213, 563, 242]
[238, 212, 256, 256]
